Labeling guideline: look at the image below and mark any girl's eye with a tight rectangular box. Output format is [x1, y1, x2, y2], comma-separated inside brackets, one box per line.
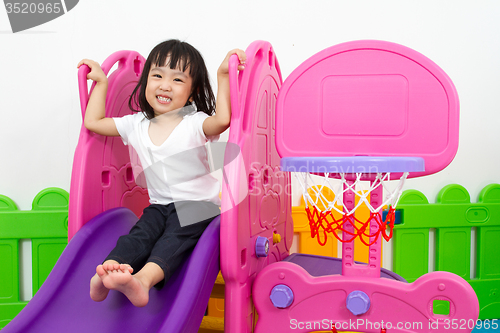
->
[174, 78, 183, 82]
[152, 74, 162, 78]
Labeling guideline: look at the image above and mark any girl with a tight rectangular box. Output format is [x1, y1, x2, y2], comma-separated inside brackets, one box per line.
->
[78, 39, 246, 307]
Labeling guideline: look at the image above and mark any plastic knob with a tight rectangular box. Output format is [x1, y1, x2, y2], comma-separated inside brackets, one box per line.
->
[255, 236, 269, 257]
[346, 290, 371, 315]
[273, 233, 282, 244]
[270, 284, 294, 309]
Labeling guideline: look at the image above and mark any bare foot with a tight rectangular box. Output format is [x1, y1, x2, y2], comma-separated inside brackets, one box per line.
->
[90, 267, 109, 302]
[100, 263, 149, 307]
[90, 263, 133, 302]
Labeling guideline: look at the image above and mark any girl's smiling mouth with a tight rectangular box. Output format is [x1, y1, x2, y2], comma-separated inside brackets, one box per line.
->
[156, 95, 172, 104]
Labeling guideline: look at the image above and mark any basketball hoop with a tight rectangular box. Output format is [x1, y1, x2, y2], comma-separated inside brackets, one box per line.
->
[282, 156, 424, 247]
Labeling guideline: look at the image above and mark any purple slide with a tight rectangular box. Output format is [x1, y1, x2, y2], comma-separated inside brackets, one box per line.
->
[3, 208, 221, 333]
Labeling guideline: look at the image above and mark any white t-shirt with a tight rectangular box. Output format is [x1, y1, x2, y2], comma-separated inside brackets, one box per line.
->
[113, 111, 221, 206]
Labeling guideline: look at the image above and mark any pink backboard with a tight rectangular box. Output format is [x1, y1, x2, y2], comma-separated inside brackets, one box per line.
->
[275, 40, 459, 178]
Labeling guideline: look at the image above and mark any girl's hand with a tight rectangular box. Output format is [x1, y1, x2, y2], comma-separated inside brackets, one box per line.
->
[218, 49, 246, 76]
[77, 59, 108, 84]
[204, 48, 246, 137]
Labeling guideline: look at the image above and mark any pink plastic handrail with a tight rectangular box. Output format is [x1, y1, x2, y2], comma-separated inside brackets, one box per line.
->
[69, 50, 148, 239]
[221, 40, 291, 333]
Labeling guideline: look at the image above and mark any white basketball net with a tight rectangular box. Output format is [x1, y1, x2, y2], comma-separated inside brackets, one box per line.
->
[295, 172, 409, 216]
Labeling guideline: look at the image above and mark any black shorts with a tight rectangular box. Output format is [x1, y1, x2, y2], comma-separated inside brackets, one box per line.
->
[105, 201, 220, 288]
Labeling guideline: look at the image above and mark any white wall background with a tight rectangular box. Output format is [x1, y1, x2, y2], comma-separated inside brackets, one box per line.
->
[1, 0, 499, 210]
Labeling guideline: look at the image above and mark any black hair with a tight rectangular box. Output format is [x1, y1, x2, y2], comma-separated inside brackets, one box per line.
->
[129, 39, 216, 120]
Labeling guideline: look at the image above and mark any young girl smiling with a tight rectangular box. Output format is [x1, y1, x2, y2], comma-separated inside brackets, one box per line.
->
[78, 39, 245, 307]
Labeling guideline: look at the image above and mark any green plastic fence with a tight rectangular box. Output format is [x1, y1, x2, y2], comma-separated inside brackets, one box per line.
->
[1, 185, 498, 327]
[394, 184, 500, 320]
[0, 188, 68, 329]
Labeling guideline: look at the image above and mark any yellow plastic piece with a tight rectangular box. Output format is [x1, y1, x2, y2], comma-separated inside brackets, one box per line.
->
[202, 271, 225, 332]
[273, 232, 282, 244]
[206, 298, 225, 318]
[199, 316, 224, 333]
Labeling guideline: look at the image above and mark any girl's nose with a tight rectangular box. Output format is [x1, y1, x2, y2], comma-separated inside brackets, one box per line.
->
[159, 81, 171, 91]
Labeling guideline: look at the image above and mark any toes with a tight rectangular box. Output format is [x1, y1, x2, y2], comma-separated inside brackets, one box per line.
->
[96, 265, 107, 277]
[101, 262, 133, 274]
[102, 263, 120, 272]
[120, 264, 134, 274]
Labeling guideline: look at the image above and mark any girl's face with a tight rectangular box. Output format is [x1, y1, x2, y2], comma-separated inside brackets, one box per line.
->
[145, 59, 193, 117]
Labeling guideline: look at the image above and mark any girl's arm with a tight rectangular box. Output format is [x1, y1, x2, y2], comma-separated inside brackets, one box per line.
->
[203, 49, 246, 137]
[77, 59, 120, 136]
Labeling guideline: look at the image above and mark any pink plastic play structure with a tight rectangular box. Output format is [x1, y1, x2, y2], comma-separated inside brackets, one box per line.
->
[251, 40, 479, 332]
[4, 40, 479, 333]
